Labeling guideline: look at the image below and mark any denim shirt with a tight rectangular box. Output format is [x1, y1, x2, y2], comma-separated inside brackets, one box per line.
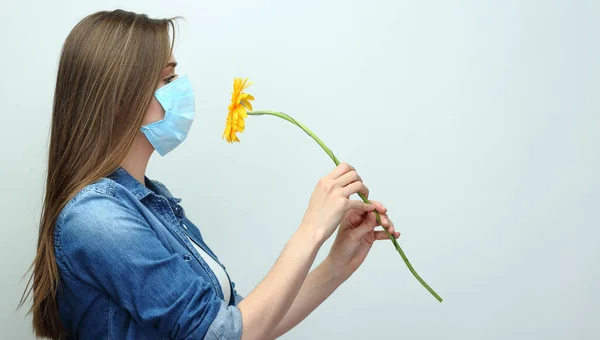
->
[54, 167, 244, 339]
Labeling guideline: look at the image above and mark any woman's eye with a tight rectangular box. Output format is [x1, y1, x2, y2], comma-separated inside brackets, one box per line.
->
[164, 74, 178, 84]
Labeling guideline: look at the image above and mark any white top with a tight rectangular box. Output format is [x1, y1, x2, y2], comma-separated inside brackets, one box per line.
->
[184, 226, 231, 303]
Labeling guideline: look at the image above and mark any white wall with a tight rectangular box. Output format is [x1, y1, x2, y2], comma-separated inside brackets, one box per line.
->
[2, 1, 599, 339]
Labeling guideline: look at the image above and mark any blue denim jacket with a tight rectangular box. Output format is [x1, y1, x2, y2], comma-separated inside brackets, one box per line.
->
[54, 167, 244, 339]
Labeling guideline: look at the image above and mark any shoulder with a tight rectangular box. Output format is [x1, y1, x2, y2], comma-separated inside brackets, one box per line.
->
[55, 178, 146, 249]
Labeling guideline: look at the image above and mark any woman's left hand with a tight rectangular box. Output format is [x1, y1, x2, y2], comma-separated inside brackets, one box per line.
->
[326, 200, 399, 280]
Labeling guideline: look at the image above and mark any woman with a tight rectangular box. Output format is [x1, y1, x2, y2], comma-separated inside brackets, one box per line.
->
[21, 9, 399, 340]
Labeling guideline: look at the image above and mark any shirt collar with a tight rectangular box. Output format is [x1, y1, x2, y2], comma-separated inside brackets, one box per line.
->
[108, 166, 156, 200]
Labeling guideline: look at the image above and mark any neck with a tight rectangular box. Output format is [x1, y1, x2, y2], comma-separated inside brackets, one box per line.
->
[120, 133, 154, 185]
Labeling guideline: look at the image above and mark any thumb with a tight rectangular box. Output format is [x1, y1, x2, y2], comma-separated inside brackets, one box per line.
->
[348, 200, 374, 212]
[351, 212, 378, 239]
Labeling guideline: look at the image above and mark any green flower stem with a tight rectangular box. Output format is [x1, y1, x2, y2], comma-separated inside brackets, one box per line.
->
[248, 110, 442, 302]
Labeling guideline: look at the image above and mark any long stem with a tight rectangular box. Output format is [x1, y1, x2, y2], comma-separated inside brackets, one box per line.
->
[248, 110, 442, 302]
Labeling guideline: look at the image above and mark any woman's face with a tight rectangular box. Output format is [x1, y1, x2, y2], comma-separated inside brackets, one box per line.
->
[141, 54, 179, 126]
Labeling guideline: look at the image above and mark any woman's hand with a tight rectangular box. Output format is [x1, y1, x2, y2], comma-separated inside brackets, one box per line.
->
[301, 163, 374, 243]
[326, 200, 399, 280]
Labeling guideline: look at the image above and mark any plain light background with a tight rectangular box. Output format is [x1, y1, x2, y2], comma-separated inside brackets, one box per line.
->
[2, 0, 599, 339]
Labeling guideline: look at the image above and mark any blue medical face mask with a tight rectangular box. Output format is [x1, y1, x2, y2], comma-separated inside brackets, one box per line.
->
[141, 75, 195, 156]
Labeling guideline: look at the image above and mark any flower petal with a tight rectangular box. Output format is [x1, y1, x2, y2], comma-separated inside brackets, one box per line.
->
[236, 105, 247, 118]
[241, 99, 253, 111]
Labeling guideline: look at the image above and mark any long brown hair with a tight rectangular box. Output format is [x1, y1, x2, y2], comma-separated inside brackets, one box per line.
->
[19, 9, 179, 339]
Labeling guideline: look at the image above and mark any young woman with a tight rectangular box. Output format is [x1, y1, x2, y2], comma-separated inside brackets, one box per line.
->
[21, 9, 399, 340]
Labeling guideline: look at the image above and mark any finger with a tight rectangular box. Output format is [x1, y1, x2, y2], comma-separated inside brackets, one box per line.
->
[366, 200, 387, 214]
[345, 211, 364, 228]
[384, 222, 396, 235]
[328, 162, 355, 179]
[336, 170, 361, 188]
[353, 212, 398, 239]
[378, 213, 393, 231]
[347, 200, 374, 212]
[374, 230, 400, 240]
[352, 221, 376, 239]
[342, 181, 369, 198]
[369, 211, 395, 231]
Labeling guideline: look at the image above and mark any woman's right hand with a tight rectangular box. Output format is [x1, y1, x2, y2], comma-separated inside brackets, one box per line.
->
[301, 162, 374, 243]
[237, 162, 373, 339]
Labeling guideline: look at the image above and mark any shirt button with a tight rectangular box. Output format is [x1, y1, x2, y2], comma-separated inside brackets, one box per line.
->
[183, 254, 192, 261]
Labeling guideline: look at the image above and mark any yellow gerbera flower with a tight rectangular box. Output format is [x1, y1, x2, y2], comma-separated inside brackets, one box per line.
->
[223, 78, 255, 143]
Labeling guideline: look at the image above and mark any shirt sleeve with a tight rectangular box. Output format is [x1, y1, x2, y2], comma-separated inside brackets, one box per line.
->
[55, 190, 243, 340]
[234, 292, 245, 306]
[231, 280, 245, 306]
